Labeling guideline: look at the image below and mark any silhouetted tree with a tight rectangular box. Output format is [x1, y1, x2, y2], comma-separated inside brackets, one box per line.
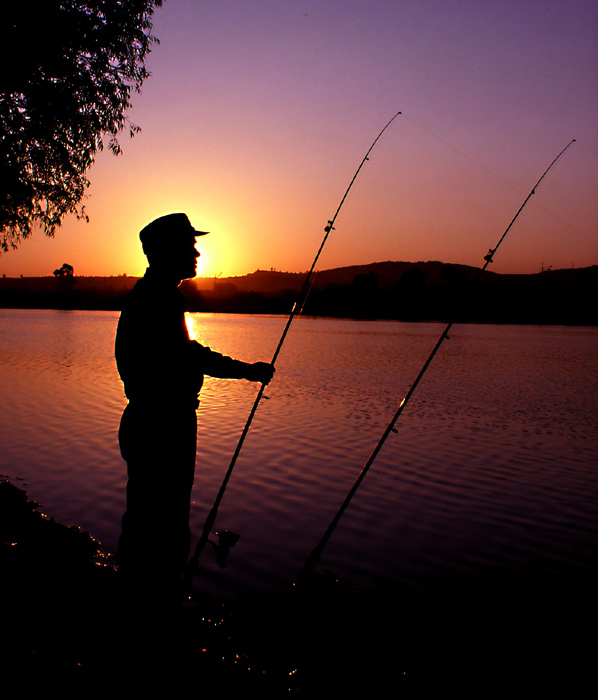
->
[53, 263, 75, 278]
[53, 262, 77, 294]
[0, 1, 163, 252]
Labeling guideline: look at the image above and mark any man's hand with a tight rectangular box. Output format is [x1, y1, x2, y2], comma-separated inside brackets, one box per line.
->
[246, 362, 275, 385]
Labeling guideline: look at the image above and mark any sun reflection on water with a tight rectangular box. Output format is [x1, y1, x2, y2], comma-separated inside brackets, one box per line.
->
[185, 314, 197, 341]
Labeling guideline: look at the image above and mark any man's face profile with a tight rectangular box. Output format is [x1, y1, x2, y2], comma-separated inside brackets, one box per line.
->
[165, 235, 200, 280]
[140, 214, 206, 281]
[180, 238, 200, 280]
[146, 232, 200, 281]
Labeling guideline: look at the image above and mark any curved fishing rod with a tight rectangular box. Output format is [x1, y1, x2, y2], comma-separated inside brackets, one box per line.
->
[183, 110, 403, 591]
[295, 138, 577, 588]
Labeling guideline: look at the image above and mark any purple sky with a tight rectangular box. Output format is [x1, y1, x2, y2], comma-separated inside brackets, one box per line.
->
[2, 0, 597, 278]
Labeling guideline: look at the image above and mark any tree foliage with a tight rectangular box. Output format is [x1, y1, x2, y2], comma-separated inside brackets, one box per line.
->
[53, 263, 74, 277]
[0, 0, 163, 252]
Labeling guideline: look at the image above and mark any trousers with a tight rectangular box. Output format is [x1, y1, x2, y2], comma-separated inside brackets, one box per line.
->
[117, 402, 198, 612]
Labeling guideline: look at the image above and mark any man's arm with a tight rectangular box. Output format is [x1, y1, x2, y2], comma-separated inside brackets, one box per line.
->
[192, 342, 274, 384]
[243, 361, 275, 385]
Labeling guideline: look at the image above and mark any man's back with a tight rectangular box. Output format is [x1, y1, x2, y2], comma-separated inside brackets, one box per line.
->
[115, 269, 204, 407]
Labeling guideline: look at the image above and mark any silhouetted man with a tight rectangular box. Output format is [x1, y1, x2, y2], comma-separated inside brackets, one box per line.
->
[115, 213, 274, 615]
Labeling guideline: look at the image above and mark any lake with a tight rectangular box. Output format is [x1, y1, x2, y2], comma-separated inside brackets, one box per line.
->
[1, 308, 596, 605]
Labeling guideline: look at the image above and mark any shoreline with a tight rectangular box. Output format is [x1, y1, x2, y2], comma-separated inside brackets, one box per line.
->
[1, 477, 594, 694]
[1, 262, 596, 325]
[0, 306, 595, 327]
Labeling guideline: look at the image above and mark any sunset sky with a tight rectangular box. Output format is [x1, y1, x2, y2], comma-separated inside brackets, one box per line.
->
[2, 0, 597, 279]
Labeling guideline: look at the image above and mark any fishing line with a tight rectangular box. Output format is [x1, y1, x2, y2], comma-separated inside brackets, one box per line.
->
[183, 110, 403, 592]
[295, 138, 577, 589]
[402, 113, 526, 196]
[575, 140, 598, 159]
[405, 115, 588, 240]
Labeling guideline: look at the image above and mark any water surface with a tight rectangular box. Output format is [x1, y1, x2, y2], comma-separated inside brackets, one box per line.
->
[1, 308, 596, 603]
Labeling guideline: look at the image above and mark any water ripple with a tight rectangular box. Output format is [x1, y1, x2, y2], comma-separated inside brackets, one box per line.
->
[1, 310, 596, 601]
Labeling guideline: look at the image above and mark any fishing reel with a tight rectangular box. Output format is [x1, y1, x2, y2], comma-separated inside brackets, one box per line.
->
[207, 529, 240, 568]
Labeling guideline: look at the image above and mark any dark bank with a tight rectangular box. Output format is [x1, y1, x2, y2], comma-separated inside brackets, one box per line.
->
[1, 478, 594, 695]
[1, 261, 597, 325]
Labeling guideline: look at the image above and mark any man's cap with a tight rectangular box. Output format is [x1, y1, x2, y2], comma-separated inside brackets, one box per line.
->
[139, 213, 208, 250]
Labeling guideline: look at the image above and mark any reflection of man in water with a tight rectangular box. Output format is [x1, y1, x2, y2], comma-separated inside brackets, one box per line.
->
[115, 213, 274, 614]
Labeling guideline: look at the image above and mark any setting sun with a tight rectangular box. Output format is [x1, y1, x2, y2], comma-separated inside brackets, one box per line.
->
[1, 3, 596, 693]
[0, 2, 596, 281]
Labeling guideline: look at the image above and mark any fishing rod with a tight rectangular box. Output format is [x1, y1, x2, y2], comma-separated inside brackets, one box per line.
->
[295, 138, 577, 588]
[183, 110, 403, 591]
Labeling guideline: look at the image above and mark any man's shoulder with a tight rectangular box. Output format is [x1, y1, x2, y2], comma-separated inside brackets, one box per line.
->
[125, 275, 183, 306]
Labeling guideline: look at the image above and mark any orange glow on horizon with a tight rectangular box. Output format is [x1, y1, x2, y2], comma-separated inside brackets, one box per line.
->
[0, 3, 596, 280]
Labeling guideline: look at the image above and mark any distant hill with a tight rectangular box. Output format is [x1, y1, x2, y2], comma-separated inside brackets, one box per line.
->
[1, 262, 596, 325]
[191, 262, 597, 325]
[199, 261, 500, 293]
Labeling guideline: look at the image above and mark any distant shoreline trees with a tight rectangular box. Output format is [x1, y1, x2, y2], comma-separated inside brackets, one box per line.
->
[0, 1, 163, 252]
[1, 261, 595, 325]
[53, 263, 74, 278]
